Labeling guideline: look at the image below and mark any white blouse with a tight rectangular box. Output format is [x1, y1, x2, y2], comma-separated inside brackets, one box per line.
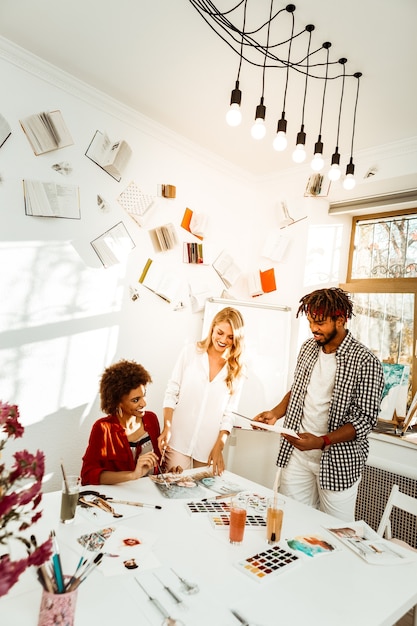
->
[163, 343, 244, 462]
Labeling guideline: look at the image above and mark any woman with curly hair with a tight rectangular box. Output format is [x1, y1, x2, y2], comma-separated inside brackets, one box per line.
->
[158, 307, 245, 475]
[81, 360, 160, 485]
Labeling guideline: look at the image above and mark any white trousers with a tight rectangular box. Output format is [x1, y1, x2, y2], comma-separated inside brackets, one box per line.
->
[279, 448, 360, 522]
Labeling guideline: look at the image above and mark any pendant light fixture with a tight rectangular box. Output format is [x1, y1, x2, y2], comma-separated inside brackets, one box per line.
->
[327, 58, 347, 181]
[342, 72, 362, 190]
[251, 0, 275, 140]
[292, 24, 315, 163]
[272, 4, 295, 152]
[310, 42, 331, 172]
[225, 0, 248, 127]
[189, 1, 363, 191]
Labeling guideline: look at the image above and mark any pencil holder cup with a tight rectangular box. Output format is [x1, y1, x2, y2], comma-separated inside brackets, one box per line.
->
[38, 585, 78, 626]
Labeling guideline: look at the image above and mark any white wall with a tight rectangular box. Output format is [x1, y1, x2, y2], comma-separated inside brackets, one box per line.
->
[1, 39, 415, 490]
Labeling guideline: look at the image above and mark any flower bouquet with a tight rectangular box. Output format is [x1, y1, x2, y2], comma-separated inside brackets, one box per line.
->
[0, 401, 52, 597]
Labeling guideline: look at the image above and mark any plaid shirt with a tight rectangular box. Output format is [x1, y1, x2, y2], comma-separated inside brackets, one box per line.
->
[277, 330, 384, 491]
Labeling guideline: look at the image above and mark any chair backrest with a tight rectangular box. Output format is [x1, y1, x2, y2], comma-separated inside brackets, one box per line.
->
[377, 484, 417, 539]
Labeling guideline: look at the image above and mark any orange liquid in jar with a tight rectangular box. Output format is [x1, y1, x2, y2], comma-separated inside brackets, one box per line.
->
[229, 507, 247, 543]
[267, 506, 283, 543]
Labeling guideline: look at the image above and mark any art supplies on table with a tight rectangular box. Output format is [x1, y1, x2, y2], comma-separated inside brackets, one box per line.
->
[210, 512, 267, 529]
[191, 469, 246, 496]
[185, 493, 267, 516]
[286, 534, 337, 558]
[325, 521, 417, 564]
[149, 473, 206, 499]
[235, 545, 299, 582]
[74, 524, 160, 576]
[186, 500, 231, 515]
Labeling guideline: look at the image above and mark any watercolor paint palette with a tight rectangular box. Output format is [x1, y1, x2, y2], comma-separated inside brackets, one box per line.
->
[209, 512, 266, 529]
[236, 546, 299, 582]
[185, 500, 231, 515]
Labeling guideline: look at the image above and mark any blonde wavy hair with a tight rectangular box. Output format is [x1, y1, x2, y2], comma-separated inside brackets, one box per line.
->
[197, 307, 245, 393]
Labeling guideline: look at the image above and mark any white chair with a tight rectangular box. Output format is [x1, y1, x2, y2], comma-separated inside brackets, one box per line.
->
[377, 484, 417, 626]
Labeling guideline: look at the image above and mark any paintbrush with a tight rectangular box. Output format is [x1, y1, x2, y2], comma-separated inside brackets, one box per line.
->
[156, 459, 171, 490]
[106, 497, 162, 509]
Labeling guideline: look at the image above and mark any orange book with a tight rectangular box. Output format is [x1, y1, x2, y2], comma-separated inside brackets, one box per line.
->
[180, 208, 203, 240]
[260, 268, 276, 293]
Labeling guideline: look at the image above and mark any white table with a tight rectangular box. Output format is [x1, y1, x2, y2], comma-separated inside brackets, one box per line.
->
[1, 469, 417, 626]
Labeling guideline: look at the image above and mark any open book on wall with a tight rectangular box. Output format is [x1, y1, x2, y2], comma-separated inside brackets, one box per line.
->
[23, 179, 80, 219]
[149, 223, 178, 253]
[20, 110, 74, 156]
[90, 222, 135, 268]
[118, 181, 155, 227]
[181, 208, 206, 239]
[248, 268, 277, 297]
[262, 231, 290, 263]
[85, 130, 132, 181]
[212, 250, 242, 289]
[138, 258, 183, 304]
[0, 114, 11, 148]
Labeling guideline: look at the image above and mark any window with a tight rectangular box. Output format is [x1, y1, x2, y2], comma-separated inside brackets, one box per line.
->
[341, 209, 417, 412]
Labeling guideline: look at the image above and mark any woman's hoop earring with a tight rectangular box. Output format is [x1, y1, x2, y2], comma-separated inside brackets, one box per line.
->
[118, 406, 123, 418]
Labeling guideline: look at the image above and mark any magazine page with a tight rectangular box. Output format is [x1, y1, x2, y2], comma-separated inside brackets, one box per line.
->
[325, 521, 417, 564]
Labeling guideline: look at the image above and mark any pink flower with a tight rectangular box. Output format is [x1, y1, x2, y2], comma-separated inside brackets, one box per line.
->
[28, 538, 53, 567]
[0, 554, 28, 597]
[0, 403, 24, 440]
[0, 401, 50, 597]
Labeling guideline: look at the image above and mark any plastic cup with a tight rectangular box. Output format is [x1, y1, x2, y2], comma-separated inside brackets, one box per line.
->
[60, 475, 80, 524]
[266, 496, 284, 544]
[229, 496, 247, 544]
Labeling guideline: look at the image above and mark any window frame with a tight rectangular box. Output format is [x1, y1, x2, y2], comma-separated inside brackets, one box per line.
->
[340, 207, 417, 401]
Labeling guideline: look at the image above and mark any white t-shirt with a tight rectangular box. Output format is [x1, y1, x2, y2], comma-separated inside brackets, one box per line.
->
[301, 349, 336, 462]
[163, 343, 244, 462]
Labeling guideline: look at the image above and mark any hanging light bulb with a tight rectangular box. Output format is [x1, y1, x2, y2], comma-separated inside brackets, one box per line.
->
[328, 149, 341, 181]
[311, 136, 324, 171]
[343, 157, 356, 189]
[251, 99, 266, 140]
[226, 81, 242, 126]
[342, 73, 362, 191]
[310, 42, 330, 172]
[327, 58, 347, 182]
[292, 24, 314, 164]
[273, 5, 295, 153]
[292, 126, 306, 163]
[273, 114, 288, 151]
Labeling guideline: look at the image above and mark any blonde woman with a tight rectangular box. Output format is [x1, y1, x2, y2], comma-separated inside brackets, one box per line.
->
[158, 307, 245, 475]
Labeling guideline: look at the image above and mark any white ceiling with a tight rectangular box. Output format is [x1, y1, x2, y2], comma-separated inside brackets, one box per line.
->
[1, 0, 416, 178]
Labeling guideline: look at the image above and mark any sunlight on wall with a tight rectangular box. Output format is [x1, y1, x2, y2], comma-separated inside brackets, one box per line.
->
[0, 241, 123, 331]
[303, 224, 343, 288]
[0, 240, 126, 425]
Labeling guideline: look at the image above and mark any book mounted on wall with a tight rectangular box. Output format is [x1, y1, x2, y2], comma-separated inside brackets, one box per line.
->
[138, 258, 183, 304]
[181, 207, 206, 239]
[0, 114, 11, 148]
[118, 181, 155, 226]
[19, 110, 74, 156]
[248, 268, 277, 297]
[183, 242, 204, 264]
[149, 223, 178, 252]
[22, 179, 80, 219]
[304, 173, 330, 197]
[85, 130, 132, 181]
[212, 250, 242, 289]
[90, 221, 135, 268]
[157, 184, 176, 198]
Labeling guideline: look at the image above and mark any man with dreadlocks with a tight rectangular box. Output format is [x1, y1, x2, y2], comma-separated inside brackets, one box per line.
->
[254, 287, 384, 521]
